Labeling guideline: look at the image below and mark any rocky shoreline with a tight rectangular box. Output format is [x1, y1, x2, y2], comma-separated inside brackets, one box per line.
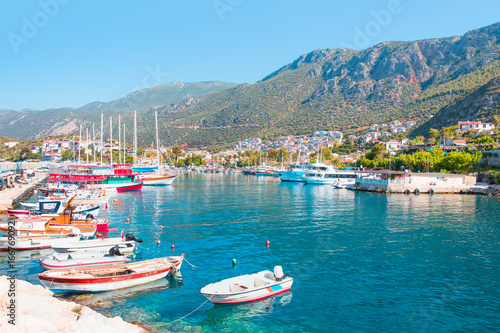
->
[465, 184, 500, 196]
[0, 276, 147, 333]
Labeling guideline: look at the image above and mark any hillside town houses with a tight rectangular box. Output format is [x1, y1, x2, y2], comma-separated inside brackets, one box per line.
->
[13, 119, 497, 165]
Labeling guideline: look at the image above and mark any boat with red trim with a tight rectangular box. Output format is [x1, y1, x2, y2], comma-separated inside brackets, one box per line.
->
[200, 266, 293, 304]
[38, 254, 184, 293]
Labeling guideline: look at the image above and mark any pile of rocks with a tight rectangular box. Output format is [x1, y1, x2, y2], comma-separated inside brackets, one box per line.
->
[0, 276, 146, 333]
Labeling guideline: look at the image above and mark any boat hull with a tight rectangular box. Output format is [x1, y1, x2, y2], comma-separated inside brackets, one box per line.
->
[0, 235, 81, 251]
[203, 282, 292, 304]
[140, 175, 177, 186]
[38, 255, 183, 293]
[51, 238, 136, 254]
[200, 270, 293, 304]
[40, 255, 129, 270]
[116, 182, 143, 192]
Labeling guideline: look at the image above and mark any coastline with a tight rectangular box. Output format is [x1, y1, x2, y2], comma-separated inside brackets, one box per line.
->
[0, 276, 147, 332]
[0, 172, 48, 214]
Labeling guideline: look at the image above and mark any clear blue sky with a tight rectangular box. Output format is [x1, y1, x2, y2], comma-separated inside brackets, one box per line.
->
[1, 0, 499, 110]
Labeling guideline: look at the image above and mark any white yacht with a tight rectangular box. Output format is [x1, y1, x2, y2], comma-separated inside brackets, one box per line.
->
[277, 162, 334, 182]
[301, 167, 357, 185]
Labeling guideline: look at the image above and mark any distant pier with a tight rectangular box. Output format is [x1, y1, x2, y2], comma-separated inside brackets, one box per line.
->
[0, 172, 48, 214]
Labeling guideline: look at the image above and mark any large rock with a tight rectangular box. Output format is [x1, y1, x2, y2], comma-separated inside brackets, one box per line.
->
[0, 276, 146, 333]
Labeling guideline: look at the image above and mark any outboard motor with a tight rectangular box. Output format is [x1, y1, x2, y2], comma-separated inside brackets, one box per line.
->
[125, 233, 143, 243]
[274, 266, 284, 281]
[85, 213, 95, 221]
[108, 245, 122, 256]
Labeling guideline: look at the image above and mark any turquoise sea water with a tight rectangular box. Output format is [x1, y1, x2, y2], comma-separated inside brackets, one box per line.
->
[1, 173, 500, 332]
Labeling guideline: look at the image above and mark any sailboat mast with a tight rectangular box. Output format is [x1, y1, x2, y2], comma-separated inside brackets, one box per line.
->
[134, 111, 137, 166]
[118, 115, 121, 164]
[110, 117, 113, 166]
[124, 125, 126, 164]
[86, 128, 89, 164]
[93, 124, 95, 164]
[155, 110, 161, 173]
[100, 114, 103, 164]
[78, 124, 81, 164]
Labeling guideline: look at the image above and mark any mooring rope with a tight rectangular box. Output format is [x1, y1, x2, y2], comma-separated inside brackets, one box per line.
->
[183, 257, 197, 268]
[149, 295, 213, 327]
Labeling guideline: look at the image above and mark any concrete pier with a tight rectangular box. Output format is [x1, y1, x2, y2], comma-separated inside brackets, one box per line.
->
[0, 172, 48, 214]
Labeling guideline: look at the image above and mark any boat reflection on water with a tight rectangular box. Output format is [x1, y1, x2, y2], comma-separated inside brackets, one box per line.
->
[202, 291, 292, 325]
[0, 248, 53, 264]
[61, 277, 184, 308]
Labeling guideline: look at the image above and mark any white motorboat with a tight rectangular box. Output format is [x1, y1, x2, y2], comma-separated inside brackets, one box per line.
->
[302, 168, 357, 185]
[39, 248, 129, 270]
[50, 234, 142, 254]
[200, 266, 293, 304]
[0, 234, 81, 251]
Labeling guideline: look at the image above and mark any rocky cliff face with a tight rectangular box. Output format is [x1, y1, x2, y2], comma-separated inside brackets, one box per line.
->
[414, 77, 500, 135]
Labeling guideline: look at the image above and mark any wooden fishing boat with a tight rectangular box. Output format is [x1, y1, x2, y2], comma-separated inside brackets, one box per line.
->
[38, 254, 184, 293]
[51, 235, 141, 254]
[39, 250, 129, 270]
[0, 234, 81, 251]
[200, 266, 293, 304]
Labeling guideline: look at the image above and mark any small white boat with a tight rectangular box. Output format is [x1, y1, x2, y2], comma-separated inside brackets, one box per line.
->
[39, 249, 129, 270]
[38, 255, 184, 293]
[0, 234, 81, 251]
[200, 266, 293, 304]
[50, 234, 142, 254]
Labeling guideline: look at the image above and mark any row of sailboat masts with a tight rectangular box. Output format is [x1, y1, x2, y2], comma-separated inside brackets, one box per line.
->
[74, 110, 164, 170]
[74, 112, 139, 166]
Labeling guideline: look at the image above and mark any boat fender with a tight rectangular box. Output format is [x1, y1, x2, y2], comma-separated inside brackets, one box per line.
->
[414, 189, 420, 195]
[428, 189, 434, 195]
[169, 264, 177, 278]
[274, 266, 284, 282]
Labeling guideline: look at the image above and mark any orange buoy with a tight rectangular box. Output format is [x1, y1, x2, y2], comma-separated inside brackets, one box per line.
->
[159, 225, 163, 229]
[126, 218, 130, 223]
[157, 240, 161, 245]
[96, 233, 103, 238]
[266, 240, 270, 247]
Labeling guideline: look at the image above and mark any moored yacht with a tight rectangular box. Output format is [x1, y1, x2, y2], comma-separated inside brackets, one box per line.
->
[302, 167, 357, 185]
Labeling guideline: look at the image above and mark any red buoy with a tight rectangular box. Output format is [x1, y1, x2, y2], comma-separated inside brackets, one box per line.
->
[126, 218, 130, 223]
[157, 240, 161, 245]
[171, 244, 175, 250]
[266, 240, 270, 247]
[159, 225, 163, 229]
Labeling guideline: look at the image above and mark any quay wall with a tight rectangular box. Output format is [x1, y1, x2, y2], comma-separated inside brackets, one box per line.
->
[353, 174, 485, 194]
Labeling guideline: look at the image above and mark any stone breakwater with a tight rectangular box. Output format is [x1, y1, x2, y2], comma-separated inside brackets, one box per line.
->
[466, 184, 500, 196]
[0, 276, 147, 333]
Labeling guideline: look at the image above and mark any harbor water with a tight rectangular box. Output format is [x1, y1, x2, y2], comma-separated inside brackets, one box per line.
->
[1, 173, 499, 332]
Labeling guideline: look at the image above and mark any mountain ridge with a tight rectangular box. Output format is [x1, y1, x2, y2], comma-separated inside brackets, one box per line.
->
[1, 22, 499, 146]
